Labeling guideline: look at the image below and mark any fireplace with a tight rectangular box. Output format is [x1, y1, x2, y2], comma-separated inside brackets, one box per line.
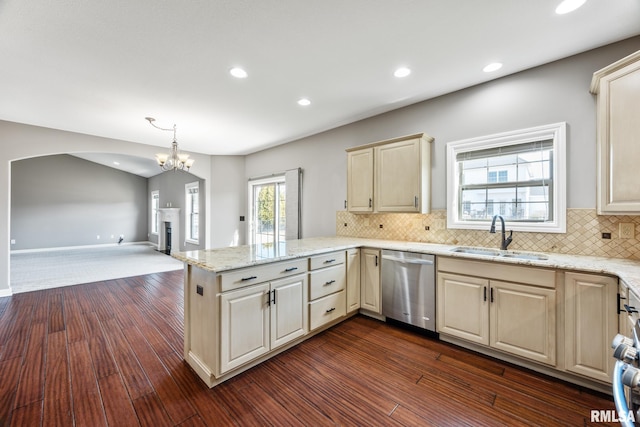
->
[158, 208, 180, 255]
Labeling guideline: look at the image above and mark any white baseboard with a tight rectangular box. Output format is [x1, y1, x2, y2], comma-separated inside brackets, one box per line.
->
[0, 288, 13, 297]
[11, 241, 155, 255]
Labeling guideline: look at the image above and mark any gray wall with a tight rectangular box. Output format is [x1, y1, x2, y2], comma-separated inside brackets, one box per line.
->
[11, 154, 148, 250]
[245, 36, 640, 240]
[148, 170, 206, 252]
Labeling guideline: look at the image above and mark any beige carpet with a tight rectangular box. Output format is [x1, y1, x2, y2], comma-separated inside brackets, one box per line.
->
[10, 243, 183, 294]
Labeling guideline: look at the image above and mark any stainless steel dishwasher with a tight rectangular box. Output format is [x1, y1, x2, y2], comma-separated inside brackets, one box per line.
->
[381, 250, 436, 332]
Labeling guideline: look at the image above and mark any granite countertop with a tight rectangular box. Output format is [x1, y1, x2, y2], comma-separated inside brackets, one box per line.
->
[172, 236, 640, 295]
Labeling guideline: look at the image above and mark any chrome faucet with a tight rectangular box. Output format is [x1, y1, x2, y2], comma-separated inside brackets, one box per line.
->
[490, 215, 513, 250]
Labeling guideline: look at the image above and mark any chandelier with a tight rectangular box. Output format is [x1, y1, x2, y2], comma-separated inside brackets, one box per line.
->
[145, 117, 194, 171]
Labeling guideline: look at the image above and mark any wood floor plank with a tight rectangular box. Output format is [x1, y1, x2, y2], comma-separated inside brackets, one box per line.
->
[62, 288, 87, 343]
[0, 356, 22, 425]
[132, 392, 173, 427]
[14, 322, 46, 409]
[122, 325, 196, 424]
[68, 340, 108, 427]
[43, 330, 72, 426]
[99, 373, 141, 427]
[47, 292, 65, 334]
[160, 351, 237, 426]
[0, 299, 33, 361]
[9, 400, 42, 427]
[101, 317, 154, 400]
[82, 311, 119, 379]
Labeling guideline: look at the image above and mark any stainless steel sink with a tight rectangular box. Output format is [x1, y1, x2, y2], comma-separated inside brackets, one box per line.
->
[450, 247, 548, 261]
[500, 252, 548, 261]
[450, 247, 501, 257]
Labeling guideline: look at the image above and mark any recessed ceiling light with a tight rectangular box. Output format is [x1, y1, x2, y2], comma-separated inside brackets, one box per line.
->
[113, 161, 120, 166]
[394, 67, 411, 78]
[229, 67, 248, 78]
[555, 0, 586, 14]
[297, 98, 311, 106]
[483, 62, 503, 73]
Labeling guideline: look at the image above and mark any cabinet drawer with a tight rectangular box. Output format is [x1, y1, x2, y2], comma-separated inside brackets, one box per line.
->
[309, 290, 346, 331]
[309, 264, 346, 301]
[220, 259, 308, 292]
[309, 251, 346, 270]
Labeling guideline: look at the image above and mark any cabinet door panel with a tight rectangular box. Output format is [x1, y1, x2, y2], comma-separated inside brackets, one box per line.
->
[346, 249, 361, 313]
[565, 272, 617, 382]
[490, 281, 556, 366]
[360, 249, 381, 313]
[437, 273, 489, 345]
[220, 283, 270, 373]
[271, 275, 307, 349]
[347, 148, 374, 212]
[375, 139, 421, 212]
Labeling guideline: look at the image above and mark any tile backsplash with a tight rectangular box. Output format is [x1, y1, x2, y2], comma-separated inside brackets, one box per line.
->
[336, 209, 640, 260]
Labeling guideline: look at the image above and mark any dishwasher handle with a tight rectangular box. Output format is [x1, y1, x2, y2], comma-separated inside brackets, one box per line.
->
[381, 254, 434, 265]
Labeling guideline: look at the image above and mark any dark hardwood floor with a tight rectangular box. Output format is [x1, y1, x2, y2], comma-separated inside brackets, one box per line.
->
[0, 270, 617, 426]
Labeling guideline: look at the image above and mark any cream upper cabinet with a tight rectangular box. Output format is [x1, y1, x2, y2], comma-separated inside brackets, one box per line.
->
[564, 272, 618, 383]
[346, 148, 374, 212]
[360, 248, 381, 314]
[346, 133, 433, 214]
[591, 50, 640, 214]
[346, 248, 361, 313]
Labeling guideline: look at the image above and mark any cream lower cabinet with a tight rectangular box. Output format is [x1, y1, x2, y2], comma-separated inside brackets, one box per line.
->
[564, 272, 618, 382]
[346, 248, 361, 313]
[437, 259, 556, 366]
[220, 273, 307, 374]
[360, 248, 381, 314]
[490, 280, 556, 366]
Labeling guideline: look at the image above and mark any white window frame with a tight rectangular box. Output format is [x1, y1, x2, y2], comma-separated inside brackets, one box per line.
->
[151, 190, 159, 235]
[185, 181, 199, 244]
[446, 122, 566, 233]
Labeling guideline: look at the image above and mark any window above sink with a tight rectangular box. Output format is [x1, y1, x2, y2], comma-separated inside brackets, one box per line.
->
[446, 122, 567, 233]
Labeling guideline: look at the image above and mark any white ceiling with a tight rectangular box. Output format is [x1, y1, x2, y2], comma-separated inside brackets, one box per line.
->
[1, 0, 639, 160]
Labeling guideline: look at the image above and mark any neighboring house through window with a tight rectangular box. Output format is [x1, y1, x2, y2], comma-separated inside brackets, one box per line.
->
[446, 122, 566, 233]
[185, 182, 199, 244]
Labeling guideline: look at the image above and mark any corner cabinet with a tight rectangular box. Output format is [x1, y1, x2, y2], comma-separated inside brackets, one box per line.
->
[346, 133, 433, 214]
[591, 50, 640, 214]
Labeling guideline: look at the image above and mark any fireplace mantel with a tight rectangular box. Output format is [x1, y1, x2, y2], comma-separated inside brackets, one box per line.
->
[158, 208, 180, 254]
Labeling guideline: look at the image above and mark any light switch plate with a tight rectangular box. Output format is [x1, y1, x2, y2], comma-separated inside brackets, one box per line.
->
[619, 222, 635, 239]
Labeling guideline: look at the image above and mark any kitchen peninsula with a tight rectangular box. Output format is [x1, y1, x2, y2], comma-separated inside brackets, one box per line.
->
[173, 236, 640, 391]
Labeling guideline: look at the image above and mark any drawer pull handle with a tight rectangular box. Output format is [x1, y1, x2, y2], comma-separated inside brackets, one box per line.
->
[241, 276, 257, 281]
[625, 304, 638, 314]
[284, 267, 298, 272]
[324, 259, 336, 264]
[324, 280, 336, 286]
[326, 307, 336, 313]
